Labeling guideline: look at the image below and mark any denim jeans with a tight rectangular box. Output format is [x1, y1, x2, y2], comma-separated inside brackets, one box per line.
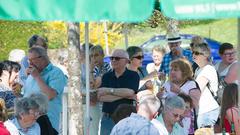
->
[83, 104, 101, 135]
[197, 107, 220, 128]
[99, 114, 115, 135]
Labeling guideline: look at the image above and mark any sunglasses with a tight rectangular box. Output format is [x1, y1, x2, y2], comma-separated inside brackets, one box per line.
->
[132, 55, 144, 60]
[192, 51, 204, 56]
[110, 57, 125, 61]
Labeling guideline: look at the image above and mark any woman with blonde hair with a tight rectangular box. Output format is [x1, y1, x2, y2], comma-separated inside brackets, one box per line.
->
[193, 42, 219, 128]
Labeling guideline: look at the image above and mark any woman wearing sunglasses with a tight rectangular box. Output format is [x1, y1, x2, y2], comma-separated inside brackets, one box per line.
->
[192, 43, 219, 128]
[126, 46, 158, 91]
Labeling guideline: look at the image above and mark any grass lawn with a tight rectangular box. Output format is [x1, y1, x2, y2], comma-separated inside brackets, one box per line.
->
[115, 18, 238, 49]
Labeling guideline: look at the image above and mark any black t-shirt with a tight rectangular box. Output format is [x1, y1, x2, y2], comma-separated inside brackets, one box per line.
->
[101, 68, 140, 114]
[37, 115, 58, 135]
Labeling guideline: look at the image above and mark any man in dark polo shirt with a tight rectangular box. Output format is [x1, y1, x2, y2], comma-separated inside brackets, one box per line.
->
[97, 49, 140, 135]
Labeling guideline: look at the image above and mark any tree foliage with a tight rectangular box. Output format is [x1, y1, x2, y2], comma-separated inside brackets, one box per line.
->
[0, 20, 44, 60]
[0, 21, 123, 60]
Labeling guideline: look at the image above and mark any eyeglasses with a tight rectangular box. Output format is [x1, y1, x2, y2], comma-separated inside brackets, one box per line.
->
[223, 51, 236, 57]
[28, 111, 40, 117]
[29, 56, 42, 62]
[170, 111, 183, 119]
[132, 55, 144, 60]
[110, 57, 125, 61]
[192, 51, 204, 56]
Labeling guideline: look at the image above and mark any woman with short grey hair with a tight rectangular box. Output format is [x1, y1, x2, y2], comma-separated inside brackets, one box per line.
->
[30, 93, 58, 135]
[4, 97, 40, 135]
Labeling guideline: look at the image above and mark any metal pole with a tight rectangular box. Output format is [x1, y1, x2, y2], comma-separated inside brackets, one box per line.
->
[85, 22, 90, 135]
[123, 23, 129, 49]
[103, 21, 109, 56]
[237, 18, 240, 107]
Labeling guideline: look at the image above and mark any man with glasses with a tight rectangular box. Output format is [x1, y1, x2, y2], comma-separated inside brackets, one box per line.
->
[23, 46, 67, 133]
[215, 43, 238, 84]
[19, 34, 48, 85]
[154, 95, 185, 134]
[160, 33, 192, 74]
[97, 49, 140, 135]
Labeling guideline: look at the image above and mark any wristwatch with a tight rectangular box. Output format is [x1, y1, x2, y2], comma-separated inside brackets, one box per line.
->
[110, 88, 114, 94]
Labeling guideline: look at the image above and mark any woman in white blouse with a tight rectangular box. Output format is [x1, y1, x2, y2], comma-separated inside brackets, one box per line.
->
[192, 43, 219, 128]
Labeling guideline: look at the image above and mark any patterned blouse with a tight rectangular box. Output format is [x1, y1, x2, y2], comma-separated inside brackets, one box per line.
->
[0, 84, 16, 109]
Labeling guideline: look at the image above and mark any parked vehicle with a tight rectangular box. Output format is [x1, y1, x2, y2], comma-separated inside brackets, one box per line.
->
[104, 34, 221, 67]
[140, 34, 221, 67]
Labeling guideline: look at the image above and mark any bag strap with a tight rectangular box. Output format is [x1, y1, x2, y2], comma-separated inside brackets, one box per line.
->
[231, 108, 234, 122]
[206, 70, 220, 98]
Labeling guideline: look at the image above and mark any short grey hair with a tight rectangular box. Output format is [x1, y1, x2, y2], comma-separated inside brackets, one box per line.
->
[192, 42, 211, 58]
[138, 94, 161, 114]
[14, 97, 39, 119]
[164, 95, 185, 111]
[28, 46, 49, 61]
[30, 93, 48, 114]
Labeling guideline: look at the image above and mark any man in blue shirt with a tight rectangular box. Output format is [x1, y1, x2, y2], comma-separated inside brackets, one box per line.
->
[160, 33, 192, 74]
[23, 46, 67, 133]
[19, 35, 48, 85]
[97, 49, 140, 135]
[110, 91, 160, 135]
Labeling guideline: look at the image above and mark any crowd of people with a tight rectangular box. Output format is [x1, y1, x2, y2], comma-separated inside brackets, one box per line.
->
[0, 35, 67, 135]
[0, 32, 239, 135]
[84, 32, 239, 135]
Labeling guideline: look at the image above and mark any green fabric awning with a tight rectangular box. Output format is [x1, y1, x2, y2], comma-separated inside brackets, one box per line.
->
[0, 0, 154, 22]
[160, 0, 240, 20]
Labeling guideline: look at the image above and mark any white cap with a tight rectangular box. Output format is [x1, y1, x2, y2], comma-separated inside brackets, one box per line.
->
[8, 49, 25, 63]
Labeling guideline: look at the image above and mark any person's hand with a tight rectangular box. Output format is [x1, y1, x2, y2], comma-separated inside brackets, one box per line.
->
[12, 82, 22, 96]
[97, 88, 109, 98]
[90, 92, 98, 105]
[158, 72, 166, 82]
[145, 80, 153, 90]
[170, 82, 181, 94]
[30, 67, 40, 78]
[25, 67, 32, 75]
[156, 87, 165, 99]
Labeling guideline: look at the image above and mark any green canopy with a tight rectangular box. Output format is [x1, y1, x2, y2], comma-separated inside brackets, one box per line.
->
[0, 0, 154, 22]
[160, 0, 240, 19]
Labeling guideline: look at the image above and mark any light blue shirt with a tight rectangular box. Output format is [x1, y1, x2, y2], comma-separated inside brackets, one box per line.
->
[23, 63, 67, 132]
[7, 117, 40, 135]
[156, 114, 185, 135]
[110, 113, 159, 135]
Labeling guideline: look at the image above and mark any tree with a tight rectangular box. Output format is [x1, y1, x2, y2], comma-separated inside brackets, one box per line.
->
[67, 22, 83, 135]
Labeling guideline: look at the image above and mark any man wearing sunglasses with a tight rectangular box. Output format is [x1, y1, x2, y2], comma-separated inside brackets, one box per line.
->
[160, 33, 193, 75]
[97, 49, 140, 135]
